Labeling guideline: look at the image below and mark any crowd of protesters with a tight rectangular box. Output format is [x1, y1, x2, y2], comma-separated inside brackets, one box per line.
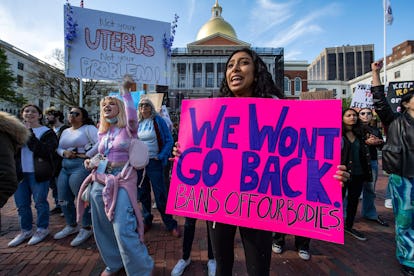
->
[1, 52, 411, 275]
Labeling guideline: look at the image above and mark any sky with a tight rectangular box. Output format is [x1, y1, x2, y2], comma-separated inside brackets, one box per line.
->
[0, 0, 412, 64]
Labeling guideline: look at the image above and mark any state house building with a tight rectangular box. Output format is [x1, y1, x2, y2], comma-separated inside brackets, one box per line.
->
[165, 0, 287, 109]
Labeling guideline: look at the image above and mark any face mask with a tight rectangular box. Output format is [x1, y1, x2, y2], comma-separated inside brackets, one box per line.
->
[105, 117, 118, 124]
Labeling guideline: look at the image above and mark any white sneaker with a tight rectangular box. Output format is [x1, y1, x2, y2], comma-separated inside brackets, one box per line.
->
[28, 228, 49, 245]
[271, 242, 283, 254]
[385, 199, 393, 209]
[207, 259, 216, 276]
[298, 249, 311, 261]
[70, 228, 92, 246]
[8, 230, 33, 247]
[171, 258, 191, 276]
[54, 225, 79, 240]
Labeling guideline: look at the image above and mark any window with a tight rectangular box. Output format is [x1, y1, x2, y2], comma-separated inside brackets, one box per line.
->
[205, 63, 214, 88]
[216, 63, 225, 87]
[17, 75, 23, 87]
[17, 62, 24, 71]
[327, 53, 337, 80]
[284, 77, 290, 95]
[394, 71, 401, 79]
[294, 77, 302, 95]
[342, 89, 346, 95]
[177, 63, 186, 88]
[193, 63, 202, 88]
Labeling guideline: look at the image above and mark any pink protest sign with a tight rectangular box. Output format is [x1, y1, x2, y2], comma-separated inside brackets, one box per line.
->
[166, 98, 344, 244]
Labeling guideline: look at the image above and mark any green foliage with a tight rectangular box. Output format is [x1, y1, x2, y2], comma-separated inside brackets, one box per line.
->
[341, 97, 352, 112]
[0, 47, 26, 105]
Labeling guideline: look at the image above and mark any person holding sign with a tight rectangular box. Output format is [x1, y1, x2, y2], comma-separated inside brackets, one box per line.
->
[357, 108, 388, 227]
[78, 76, 154, 276]
[136, 98, 179, 237]
[372, 61, 414, 275]
[341, 108, 372, 241]
[172, 48, 349, 276]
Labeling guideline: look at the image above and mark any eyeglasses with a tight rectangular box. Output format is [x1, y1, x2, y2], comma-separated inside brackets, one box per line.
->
[139, 103, 150, 108]
[69, 111, 80, 117]
[359, 112, 372, 116]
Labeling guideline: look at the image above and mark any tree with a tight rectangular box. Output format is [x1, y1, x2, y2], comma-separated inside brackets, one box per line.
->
[26, 49, 112, 107]
[0, 47, 26, 105]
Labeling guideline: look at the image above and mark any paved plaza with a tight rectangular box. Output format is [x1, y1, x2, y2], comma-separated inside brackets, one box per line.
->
[0, 163, 402, 275]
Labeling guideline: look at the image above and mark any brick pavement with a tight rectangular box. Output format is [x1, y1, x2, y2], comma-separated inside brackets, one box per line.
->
[0, 164, 405, 276]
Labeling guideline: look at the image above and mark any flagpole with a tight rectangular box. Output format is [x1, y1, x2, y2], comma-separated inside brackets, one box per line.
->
[383, 0, 387, 86]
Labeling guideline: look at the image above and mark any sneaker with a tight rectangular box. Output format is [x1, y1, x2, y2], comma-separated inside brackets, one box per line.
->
[70, 228, 92, 246]
[54, 225, 79, 240]
[50, 206, 62, 215]
[8, 230, 33, 247]
[345, 228, 367, 241]
[271, 242, 283, 254]
[298, 249, 311, 261]
[28, 228, 49, 245]
[385, 199, 393, 209]
[171, 258, 191, 276]
[207, 259, 216, 276]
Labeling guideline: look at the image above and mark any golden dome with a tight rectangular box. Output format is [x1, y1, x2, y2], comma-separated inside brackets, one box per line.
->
[196, 0, 237, 41]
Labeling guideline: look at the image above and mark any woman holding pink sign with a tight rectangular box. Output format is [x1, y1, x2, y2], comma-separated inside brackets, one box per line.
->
[173, 48, 350, 276]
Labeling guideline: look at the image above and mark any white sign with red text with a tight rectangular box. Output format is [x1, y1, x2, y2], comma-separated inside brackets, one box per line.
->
[64, 6, 170, 85]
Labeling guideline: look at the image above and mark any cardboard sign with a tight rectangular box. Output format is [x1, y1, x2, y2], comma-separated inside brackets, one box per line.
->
[167, 98, 344, 244]
[140, 93, 164, 112]
[64, 6, 170, 84]
[350, 84, 373, 109]
[387, 81, 414, 112]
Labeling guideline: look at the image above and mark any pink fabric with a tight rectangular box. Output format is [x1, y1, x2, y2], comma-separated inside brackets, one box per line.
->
[76, 165, 144, 240]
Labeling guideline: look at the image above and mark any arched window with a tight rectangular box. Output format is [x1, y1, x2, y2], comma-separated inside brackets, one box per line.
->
[294, 77, 302, 95]
[284, 77, 290, 96]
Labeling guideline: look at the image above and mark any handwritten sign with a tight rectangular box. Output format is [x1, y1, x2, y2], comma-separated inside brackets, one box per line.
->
[387, 81, 414, 112]
[166, 98, 344, 244]
[350, 84, 373, 109]
[64, 6, 170, 84]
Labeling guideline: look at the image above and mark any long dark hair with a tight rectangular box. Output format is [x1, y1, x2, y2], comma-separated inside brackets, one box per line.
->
[72, 106, 95, 126]
[218, 48, 284, 99]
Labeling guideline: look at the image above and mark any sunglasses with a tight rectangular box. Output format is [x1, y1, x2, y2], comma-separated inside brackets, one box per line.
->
[139, 103, 151, 108]
[359, 112, 372, 116]
[69, 111, 80, 117]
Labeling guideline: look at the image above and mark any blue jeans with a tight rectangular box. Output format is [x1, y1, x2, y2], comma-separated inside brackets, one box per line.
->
[90, 177, 153, 275]
[14, 173, 49, 231]
[361, 160, 379, 219]
[137, 159, 177, 231]
[57, 158, 91, 227]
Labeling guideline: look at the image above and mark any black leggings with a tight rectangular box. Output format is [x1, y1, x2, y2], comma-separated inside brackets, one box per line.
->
[182, 218, 214, 260]
[343, 175, 364, 229]
[207, 221, 272, 276]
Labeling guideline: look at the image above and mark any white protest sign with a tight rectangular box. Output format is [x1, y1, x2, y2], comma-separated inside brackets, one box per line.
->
[64, 6, 170, 85]
[350, 84, 373, 109]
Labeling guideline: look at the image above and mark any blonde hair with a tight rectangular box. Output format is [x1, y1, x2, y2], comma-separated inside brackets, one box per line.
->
[98, 96, 127, 133]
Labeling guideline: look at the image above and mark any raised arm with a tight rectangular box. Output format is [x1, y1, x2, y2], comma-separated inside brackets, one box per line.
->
[120, 75, 138, 137]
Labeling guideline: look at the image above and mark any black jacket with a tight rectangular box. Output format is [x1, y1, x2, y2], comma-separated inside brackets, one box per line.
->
[16, 127, 59, 183]
[341, 133, 372, 183]
[372, 85, 414, 178]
